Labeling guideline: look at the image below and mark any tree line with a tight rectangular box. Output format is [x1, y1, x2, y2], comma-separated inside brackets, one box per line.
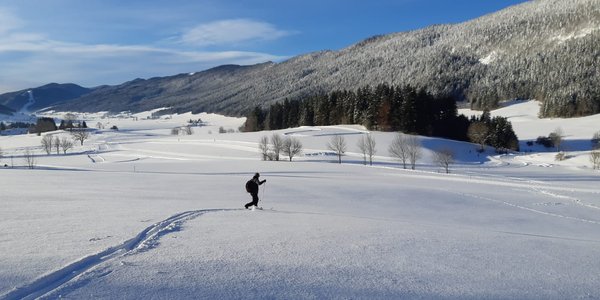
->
[244, 84, 519, 152]
[256, 132, 456, 173]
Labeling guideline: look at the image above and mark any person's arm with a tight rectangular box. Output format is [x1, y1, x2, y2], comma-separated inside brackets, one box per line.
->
[260, 179, 266, 185]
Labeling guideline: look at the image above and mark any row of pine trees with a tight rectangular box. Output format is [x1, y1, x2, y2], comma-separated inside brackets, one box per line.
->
[244, 83, 519, 151]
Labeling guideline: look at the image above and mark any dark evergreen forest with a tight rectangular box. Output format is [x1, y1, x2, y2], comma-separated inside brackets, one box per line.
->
[244, 84, 519, 151]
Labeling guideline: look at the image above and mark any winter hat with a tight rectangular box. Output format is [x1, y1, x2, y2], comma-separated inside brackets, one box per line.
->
[254, 173, 260, 178]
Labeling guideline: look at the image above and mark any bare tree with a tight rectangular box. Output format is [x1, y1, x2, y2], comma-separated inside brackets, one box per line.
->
[328, 135, 347, 164]
[271, 133, 284, 161]
[590, 150, 600, 170]
[70, 129, 90, 146]
[591, 131, 600, 150]
[549, 127, 564, 151]
[389, 133, 409, 169]
[357, 134, 377, 166]
[54, 136, 61, 154]
[41, 135, 54, 154]
[60, 137, 74, 154]
[183, 126, 193, 135]
[358, 136, 368, 165]
[258, 136, 270, 161]
[467, 122, 489, 152]
[172, 126, 193, 135]
[23, 148, 36, 169]
[406, 135, 422, 170]
[433, 148, 455, 174]
[283, 137, 303, 161]
[63, 113, 78, 122]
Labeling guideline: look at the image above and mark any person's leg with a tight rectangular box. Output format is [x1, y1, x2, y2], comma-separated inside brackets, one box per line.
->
[251, 193, 259, 207]
[245, 193, 259, 208]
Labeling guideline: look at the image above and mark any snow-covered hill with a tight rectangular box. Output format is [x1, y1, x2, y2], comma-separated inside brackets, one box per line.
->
[460, 100, 600, 142]
[0, 83, 91, 113]
[0, 107, 599, 299]
[460, 100, 600, 170]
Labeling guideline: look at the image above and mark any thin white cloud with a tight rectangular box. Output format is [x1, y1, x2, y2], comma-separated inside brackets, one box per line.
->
[0, 12, 289, 92]
[0, 8, 23, 35]
[0, 32, 287, 91]
[0, 33, 286, 62]
[181, 19, 293, 46]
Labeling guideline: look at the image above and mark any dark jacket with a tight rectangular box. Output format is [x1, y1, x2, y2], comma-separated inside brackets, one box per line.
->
[250, 177, 265, 194]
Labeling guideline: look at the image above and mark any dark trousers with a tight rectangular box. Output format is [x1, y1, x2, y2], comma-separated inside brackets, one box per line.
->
[245, 193, 259, 208]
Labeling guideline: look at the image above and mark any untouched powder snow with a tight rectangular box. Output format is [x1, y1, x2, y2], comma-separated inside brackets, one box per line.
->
[1, 108, 599, 299]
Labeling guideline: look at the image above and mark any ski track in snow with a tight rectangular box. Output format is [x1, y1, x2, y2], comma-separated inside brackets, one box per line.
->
[462, 155, 600, 210]
[0, 209, 236, 300]
[530, 186, 600, 211]
[117, 144, 257, 161]
[87, 154, 105, 163]
[450, 190, 600, 225]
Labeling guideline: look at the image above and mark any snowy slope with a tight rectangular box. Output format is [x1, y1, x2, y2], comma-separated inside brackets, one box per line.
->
[1, 109, 599, 299]
[460, 100, 600, 171]
[460, 100, 600, 147]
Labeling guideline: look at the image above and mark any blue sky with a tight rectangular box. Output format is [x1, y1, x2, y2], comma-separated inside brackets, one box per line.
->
[0, 0, 529, 93]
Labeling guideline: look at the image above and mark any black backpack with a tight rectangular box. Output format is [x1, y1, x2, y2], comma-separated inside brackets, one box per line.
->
[245, 180, 258, 194]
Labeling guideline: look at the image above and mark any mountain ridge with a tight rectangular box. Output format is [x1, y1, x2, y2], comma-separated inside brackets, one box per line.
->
[4, 0, 599, 118]
[0, 83, 92, 113]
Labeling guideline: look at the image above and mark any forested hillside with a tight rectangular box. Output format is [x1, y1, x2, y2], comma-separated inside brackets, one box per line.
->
[0, 83, 91, 112]
[244, 83, 520, 151]
[47, 0, 599, 118]
[0, 103, 15, 116]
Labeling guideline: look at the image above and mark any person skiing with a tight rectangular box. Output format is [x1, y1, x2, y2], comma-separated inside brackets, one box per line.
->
[245, 172, 266, 209]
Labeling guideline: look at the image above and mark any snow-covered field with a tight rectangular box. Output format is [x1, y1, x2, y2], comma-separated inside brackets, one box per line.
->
[1, 101, 599, 299]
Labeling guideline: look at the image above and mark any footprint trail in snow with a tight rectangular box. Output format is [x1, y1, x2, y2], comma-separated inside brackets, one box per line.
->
[1, 209, 237, 300]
